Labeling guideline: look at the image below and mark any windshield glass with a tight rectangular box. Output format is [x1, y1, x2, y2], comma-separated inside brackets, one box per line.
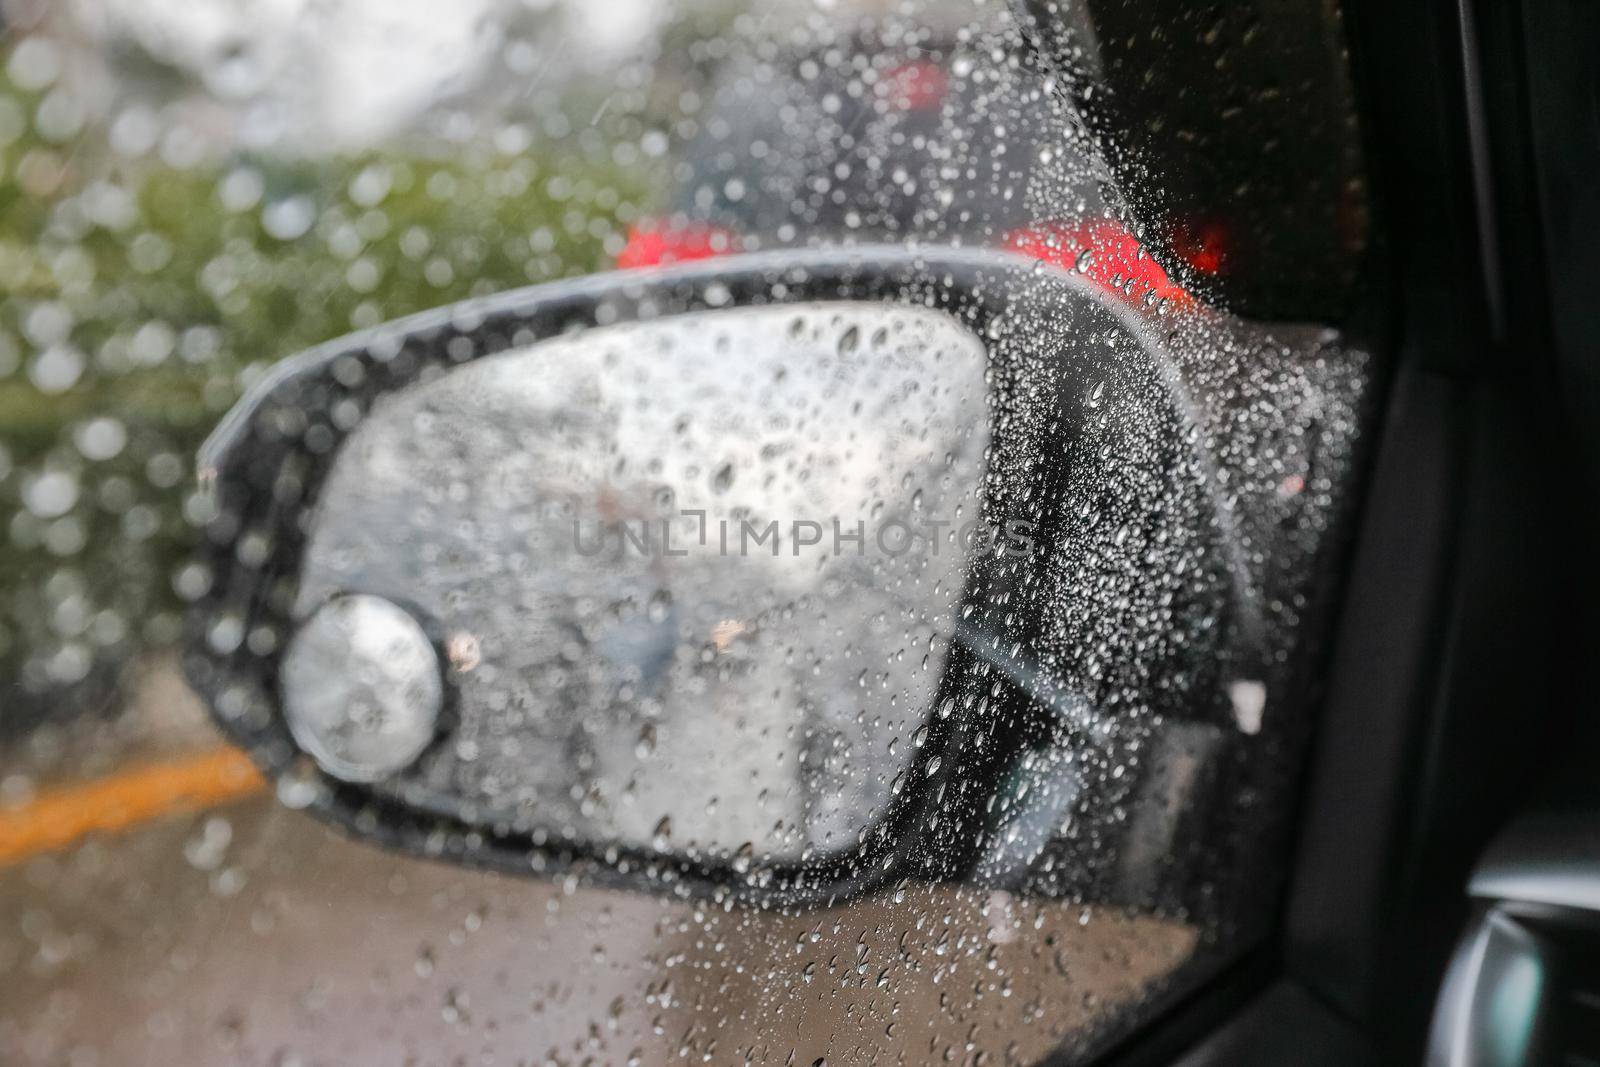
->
[0, 1, 1371, 1064]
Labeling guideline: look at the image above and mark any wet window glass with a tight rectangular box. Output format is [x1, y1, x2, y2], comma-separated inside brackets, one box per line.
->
[0, 1, 1372, 1064]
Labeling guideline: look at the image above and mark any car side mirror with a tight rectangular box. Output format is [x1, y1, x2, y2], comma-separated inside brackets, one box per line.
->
[186, 247, 1264, 908]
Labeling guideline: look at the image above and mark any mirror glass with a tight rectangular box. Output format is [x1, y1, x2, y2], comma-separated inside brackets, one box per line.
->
[292, 303, 992, 862]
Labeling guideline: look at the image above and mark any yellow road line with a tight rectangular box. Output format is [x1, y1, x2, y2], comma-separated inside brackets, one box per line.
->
[0, 747, 266, 867]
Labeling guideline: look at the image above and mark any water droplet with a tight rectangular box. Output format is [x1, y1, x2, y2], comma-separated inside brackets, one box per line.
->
[635, 723, 658, 760]
[262, 195, 316, 240]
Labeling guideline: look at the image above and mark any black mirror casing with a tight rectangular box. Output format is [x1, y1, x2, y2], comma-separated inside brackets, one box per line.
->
[185, 247, 1262, 908]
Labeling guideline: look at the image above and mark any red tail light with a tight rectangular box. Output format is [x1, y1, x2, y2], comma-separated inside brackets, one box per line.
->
[880, 61, 949, 112]
[616, 222, 741, 270]
[1170, 219, 1230, 277]
[1002, 218, 1199, 311]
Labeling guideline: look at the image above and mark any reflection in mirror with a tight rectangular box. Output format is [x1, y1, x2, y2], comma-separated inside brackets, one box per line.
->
[294, 303, 991, 862]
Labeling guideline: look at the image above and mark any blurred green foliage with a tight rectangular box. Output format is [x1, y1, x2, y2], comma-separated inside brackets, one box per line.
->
[0, 60, 646, 718]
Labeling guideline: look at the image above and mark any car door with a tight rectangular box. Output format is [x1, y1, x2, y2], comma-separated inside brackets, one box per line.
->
[0, 1, 1575, 1065]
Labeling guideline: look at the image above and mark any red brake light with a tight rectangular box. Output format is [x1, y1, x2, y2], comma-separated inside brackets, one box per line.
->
[616, 222, 741, 270]
[1002, 218, 1198, 311]
[880, 61, 948, 112]
[1170, 219, 1230, 277]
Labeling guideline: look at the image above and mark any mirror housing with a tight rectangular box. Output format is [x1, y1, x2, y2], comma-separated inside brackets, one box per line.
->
[187, 247, 1260, 908]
